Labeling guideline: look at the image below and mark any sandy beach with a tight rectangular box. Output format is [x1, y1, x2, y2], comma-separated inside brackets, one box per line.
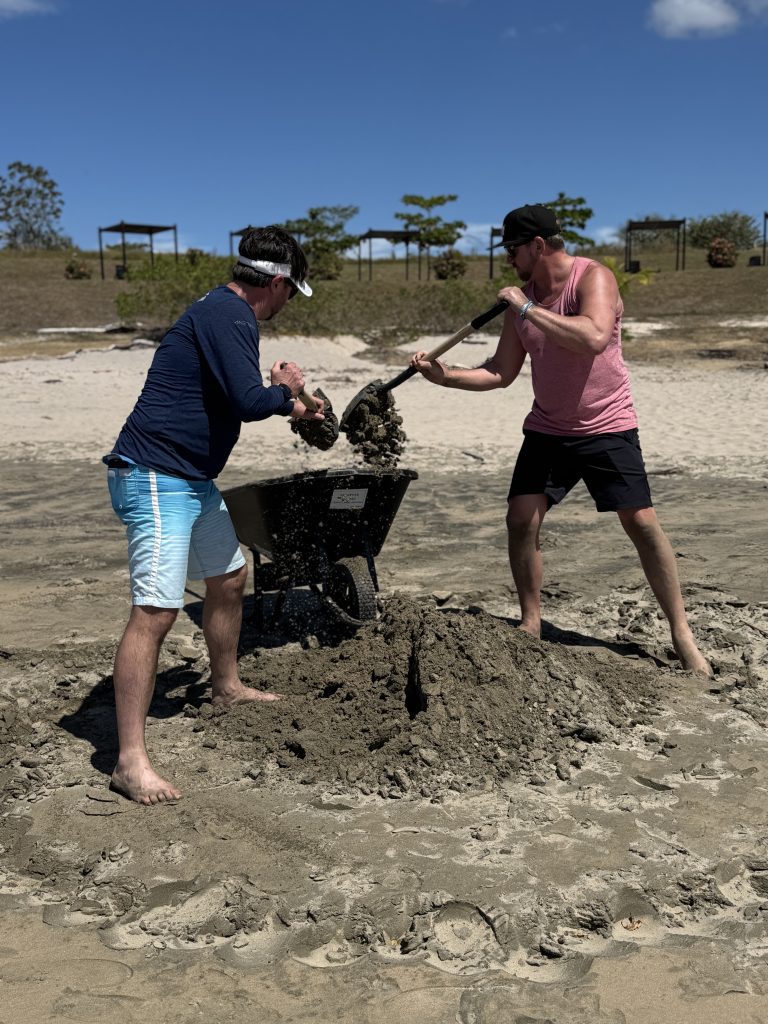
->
[1, 331, 767, 1023]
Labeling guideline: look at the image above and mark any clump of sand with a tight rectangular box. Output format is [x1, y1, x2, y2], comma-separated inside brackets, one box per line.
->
[289, 386, 340, 452]
[340, 385, 407, 467]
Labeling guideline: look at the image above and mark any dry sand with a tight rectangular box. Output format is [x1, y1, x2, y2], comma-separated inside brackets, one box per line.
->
[0, 331, 767, 1022]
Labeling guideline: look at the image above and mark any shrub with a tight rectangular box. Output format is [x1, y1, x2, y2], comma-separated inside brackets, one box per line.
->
[689, 212, 758, 251]
[116, 252, 231, 325]
[116, 253, 511, 338]
[64, 250, 91, 279]
[707, 238, 738, 268]
[306, 242, 344, 281]
[599, 255, 654, 297]
[432, 248, 467, 280]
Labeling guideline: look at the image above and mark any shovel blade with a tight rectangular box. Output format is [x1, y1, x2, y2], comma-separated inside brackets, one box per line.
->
[339, 381, 383, 433]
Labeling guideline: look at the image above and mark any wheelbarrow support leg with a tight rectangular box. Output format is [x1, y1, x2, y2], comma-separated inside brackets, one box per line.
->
[363, 536, 379, 593]
[250, 548, 264, 627]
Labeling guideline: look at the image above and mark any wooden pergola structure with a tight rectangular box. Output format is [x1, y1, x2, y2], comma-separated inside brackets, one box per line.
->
[357, 229, 420, 280]
[488, 226, 504, 278]
[624, 219, 686, 272]
[98, 221, 178, 280]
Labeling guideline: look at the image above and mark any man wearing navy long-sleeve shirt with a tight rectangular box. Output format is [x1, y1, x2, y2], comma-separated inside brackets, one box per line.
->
[104, 226, 324, 805]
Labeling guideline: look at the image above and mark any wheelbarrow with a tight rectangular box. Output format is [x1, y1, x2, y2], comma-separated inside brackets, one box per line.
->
[222, 468, 418, 627]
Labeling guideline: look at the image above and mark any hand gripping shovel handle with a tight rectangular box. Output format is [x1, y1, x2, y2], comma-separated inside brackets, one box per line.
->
[297, 390, 319, 412]
[379, 299, 510, 393]
[278, 362, 320, 412]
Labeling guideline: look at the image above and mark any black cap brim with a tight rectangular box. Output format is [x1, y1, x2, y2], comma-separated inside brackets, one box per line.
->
[488, 233, 536, 251]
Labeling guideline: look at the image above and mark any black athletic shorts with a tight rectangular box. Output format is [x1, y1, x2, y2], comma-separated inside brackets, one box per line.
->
[508, 428, 653, 512]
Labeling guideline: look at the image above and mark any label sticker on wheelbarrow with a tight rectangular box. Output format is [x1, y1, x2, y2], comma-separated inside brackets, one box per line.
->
[330, 488, 368, 510]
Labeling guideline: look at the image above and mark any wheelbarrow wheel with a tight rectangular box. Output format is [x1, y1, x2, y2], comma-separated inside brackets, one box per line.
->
[324, 557, 377, 622]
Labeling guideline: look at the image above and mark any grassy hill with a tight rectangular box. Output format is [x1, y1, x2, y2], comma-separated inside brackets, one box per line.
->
[1, 247, 766, 364]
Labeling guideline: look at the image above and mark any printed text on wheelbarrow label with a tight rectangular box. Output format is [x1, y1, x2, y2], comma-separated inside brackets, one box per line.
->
[330, 488, 368, 510]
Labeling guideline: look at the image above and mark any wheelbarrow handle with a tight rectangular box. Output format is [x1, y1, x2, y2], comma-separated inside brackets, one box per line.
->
[380, 299, 510, 393]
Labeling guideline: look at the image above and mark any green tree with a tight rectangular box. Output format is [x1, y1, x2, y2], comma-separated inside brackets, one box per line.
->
[688, 211, 759, 251]
[281, 205, 359, 280]
[0, 161, 69, 249]
[394, 194, 467, 277]
[541, 192, 594, 247]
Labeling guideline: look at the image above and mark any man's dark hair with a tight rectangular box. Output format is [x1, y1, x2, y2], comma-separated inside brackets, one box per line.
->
[232, 225, 308, 287]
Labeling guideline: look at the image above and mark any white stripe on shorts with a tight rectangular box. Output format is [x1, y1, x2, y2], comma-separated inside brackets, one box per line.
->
[146, 470, 163, 601]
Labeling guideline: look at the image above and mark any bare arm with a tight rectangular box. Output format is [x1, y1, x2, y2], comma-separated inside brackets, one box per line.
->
[410, 323, 527, 391]
[498, 263, 619, 356]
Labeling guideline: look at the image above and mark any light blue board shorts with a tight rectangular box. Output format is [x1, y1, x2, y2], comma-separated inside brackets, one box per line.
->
[107, 464, 246, 609]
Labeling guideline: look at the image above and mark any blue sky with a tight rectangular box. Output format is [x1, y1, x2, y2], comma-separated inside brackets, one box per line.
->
[1, 0, 766, 257]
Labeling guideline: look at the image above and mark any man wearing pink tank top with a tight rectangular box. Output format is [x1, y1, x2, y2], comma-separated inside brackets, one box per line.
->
[411, 204, 710, 676]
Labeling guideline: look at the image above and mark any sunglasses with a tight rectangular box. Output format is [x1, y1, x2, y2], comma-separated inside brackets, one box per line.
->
[504, 241, 532, 257]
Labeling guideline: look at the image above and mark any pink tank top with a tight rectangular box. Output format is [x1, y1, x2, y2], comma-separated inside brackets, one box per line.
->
[516, 256, 637, 436]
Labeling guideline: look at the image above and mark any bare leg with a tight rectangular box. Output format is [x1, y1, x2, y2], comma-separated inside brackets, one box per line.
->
[617, 507, 711, 676]
[204, 565, 280, 704]
[506, 494, 549, 637]
[111, 605, 183, 804]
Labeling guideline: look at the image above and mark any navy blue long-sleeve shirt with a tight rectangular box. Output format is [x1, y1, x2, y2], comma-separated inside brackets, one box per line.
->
[109, 285, 293, 480]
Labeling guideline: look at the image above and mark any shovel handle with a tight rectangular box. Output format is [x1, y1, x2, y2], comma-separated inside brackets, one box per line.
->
[279, 361, 320, 412]
[381, 299, 510, 393]
[298, 390, 319, 413]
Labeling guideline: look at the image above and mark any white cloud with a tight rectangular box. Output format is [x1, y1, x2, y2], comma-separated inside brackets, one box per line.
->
[456, 222, 497, 255]
[592, 225, 622, 245]
[341, 224, 499, 261]
[649, 0, 742, 37]
[0, 0, 56, 18]
[151, 233, 197, 255]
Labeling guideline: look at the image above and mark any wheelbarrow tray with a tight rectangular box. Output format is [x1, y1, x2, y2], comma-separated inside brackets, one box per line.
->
[222, 468, 417, 589]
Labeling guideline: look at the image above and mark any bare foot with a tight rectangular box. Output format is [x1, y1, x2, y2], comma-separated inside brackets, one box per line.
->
[672, 631, 712, 677]
[517, 617, 541, 638]
[111, 761, 182, 805]
[212, 682, 281, 706]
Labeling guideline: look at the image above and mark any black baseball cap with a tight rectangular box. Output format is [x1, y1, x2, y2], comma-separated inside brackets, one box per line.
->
[491, 204, 560, 249]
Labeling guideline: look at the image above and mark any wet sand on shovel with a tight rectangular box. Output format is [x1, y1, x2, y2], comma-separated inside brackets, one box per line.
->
[0, 332, 767, 1022]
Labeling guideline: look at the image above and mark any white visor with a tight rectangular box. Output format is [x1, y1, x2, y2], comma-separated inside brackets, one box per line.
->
[236, 256, 312, 297]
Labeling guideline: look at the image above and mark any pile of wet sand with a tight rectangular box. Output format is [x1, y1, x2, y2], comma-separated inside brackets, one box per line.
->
[0, 597, 666, 809]
[197, 596, 664, 798]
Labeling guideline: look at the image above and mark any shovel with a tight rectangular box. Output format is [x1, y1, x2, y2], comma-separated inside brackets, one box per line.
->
[339, 299, 510, 432]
